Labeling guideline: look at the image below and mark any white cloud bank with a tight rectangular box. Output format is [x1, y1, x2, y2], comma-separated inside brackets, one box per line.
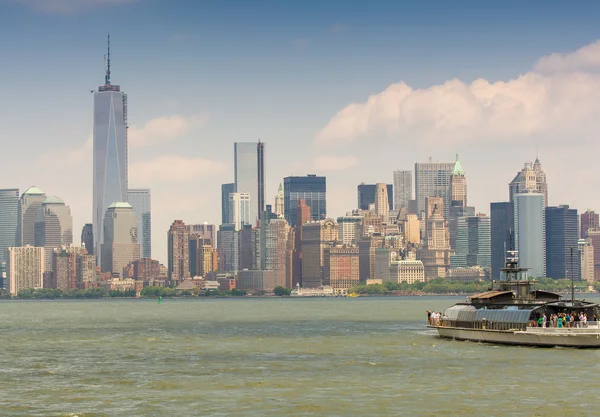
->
[313, 155, 359, 172]
[129, 114, 207, 148]
[315, 40, 600, 148]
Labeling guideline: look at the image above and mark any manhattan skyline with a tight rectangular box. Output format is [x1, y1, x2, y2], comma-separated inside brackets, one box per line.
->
[2, 1, 600, 263]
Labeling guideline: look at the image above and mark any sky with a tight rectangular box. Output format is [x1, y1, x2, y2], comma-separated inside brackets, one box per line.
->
[2, 0, 600, 264]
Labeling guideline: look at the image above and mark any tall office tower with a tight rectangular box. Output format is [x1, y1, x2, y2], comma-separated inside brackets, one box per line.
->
[323, 246, 360, 294]
[6, 246, 44, 296]
[284, 175, 326, 226]
[579, 239, 594, 283]
[374, 183, 389, 221]
[188, 234, 200, 277]
[274, 184, 284, 217]
[414, 160, 454, 219]
[239, 224, 260, 270]
[52, 246, 79, 291]
[404, 213, 420, 245]
[34, 196, 73, 272]
[358, 234, 384, 282]
[450, 215, 491, 269]
[221, 183, 235, 225]
[264, 218, 291, 288]
[229, 192, 251, 231]
[127, 189, 151, 258]
[490, 202, 514, 280]
[545, 205, 579, 280]
[93, 36, 128, 268]
[337, 213, 363, 245]
[292, 199, 311, 286]
[81, 223, 94, 255]
[0, 189, 20, 263]
[20, 186, 46, 246]
[167, 220, 190, 282]
[77, 249, 97, 288]
[301, 222, 323, 287]
[234, 141, 264, 226]
[197, 244, 218, 277]
[509, 158, 548, 206]
[101, 202, 139, 275]
[580, 209, 599, 239]
[514, 192, 546, 277]
[448, 204, 475, 249]
[357, 183, 393, 211]
[393, 170, 412, 211]
[217, 224, 239, 273]
[450, 154, 467, 207]
[417, 197, 451, 280]
[187, 223, 216, 247]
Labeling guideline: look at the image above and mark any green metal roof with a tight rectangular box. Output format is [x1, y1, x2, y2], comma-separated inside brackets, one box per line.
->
[452, 153, 465, 176]
[43, 196, 64, 205]
[23, 186, 45, 195]
[108, 202, 132, 209]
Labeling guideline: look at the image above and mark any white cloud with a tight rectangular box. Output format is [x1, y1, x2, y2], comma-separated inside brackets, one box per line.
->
[315, 40, 600, 148]
[13, 0, 139, 13]
[313, 155, 359, 172]
[130, 155, 227, 183]
[128, 114, 207, 148]
[534, 40, 600, 73]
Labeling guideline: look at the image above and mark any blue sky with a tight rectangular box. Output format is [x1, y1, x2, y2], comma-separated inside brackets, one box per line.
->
[2, 0, 600, 263]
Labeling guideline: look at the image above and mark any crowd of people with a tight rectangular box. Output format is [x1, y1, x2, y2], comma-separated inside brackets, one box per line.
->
[427, 310, 442, 326]
[530, 312, 598, 328]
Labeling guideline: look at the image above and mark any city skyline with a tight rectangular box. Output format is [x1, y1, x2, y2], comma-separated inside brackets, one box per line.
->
[3, 2, 600, 263]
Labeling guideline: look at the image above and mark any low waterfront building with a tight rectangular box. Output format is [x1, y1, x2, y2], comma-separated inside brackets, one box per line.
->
[237, 269, 275, 291]
[447, 266, 488, 283]
[388, 259, 425, 284]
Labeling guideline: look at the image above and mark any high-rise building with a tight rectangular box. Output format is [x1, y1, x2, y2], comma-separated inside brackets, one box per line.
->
[415, 160, 454, 219]
[239, 225, 260, 270]
[448, 204, 475, 249]
[393, 170, 412, 211]
[197, 244, 218, 277]
[20, 186, 46, 246]
[93, 36, 128, 267]
[187, 223, 216, 247]
[284, 175, 326, 226]
[101, 202, 139, 276]
[509, 158, 548, 206]
[81, 223, 94, 255]
[234, 141, 264, 226]
[337, 213, 363, 245]
[128, 189, 151, 259]
[358, 234, 384, 282]
[514, 193, 545, 277]
[417, 197, 451, 280]
[323, 246, 360, 294]
[587, 229, 600, 281]
[545, 205, 579, 280]
[490, 202, 514, 280]
[52, 246, 80, 291]
[579, 239, 594, 283]
[221, 183, 236, 225]
[126, 258, 161, 282]
[357, 183, 393, 211]
[404, 213, 420, 245]
[0, 189, 20, 263]
[292, 199, 311, 286]
[274, 183, 284, 217]
[301, 222, 323, 288]
[229, 192, 251, 231]
[450, 215, 491, 269]
[167, 220, 190, 282]
[6, 246, 44, 296]
[374, 183, 389, 221]
[34, 196, 73, 272]
[217, 224, 239, 273]
[450, 154, 467, 208]
[264, 218, 291, 288]
[580, 210, 599, 239]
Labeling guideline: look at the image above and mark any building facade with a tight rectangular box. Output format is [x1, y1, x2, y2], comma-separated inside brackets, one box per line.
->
[389, 259, 425, 284]
[450, 215, 491, 269]
[167, 220, 190, 282]
[357, 183, 393, 211]
[127, 189, 151, 259]
[580, 210, 598, 239]
[81, 223, 94, 255]
[545, 205, 579, 280]
[34, 196, 73, 272]
[217, 224, 239, 273]
[337, 213, 363, 246]
[414, 161, 454, 219]
[234, 141, 264, 225]
[284, 175, 326, 227]
[514, 193, 546, 278]
[187, 223, 216, 247]
[393, 170, 412, 211]
[374, 183, 390, 221]
[20, 186, 46, 246]
[490, 202, 514, 280]
[509, 158, 548, 207]
[221, 183, 235, 225]
[0, 189, 19, 264]
[7, 246, 44, 296]
[229, 192, 251, 231]
[323, 246, 360, 294]
[274, 183, 284, 217]
[101, 202, 140, 276]
[450, 154, 467, 207]
[264, 218, 291, 288]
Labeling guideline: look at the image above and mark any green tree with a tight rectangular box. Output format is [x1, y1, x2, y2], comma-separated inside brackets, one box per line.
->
[273, 286, 291, 296]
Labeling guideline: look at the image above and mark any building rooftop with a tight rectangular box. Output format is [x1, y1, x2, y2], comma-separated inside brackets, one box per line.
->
[43, 196, 64, 205]
[23, 186, 45, 195]
[108, 202, 132, 209]
[452, 154, 465, 176]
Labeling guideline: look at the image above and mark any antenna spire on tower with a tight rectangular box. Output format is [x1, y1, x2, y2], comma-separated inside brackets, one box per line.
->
[105, 33, 111, 85]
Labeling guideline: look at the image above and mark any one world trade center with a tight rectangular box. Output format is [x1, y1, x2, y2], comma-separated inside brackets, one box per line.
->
[93, 35, 128, 266]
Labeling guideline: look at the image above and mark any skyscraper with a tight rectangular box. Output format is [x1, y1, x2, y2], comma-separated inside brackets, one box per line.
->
[274, 184, 284, 217]
[167, 220, 190, 282]
[414, 160, 454, 219]
[450, 215, 491, 269]
[221, 183, 236, 225]
[417, 196, 451, 280]
[393, 170, 412, 211]
[264, 218, 291, 288]
[580, 209, 599, 239]
[0, 189, 19, 263]
[284, 175, 326, 226]
[6, 246, 44, 296]
[34, 196, 73, 272]
[93, 36, 128, 267]
[374, 183, 389, 221]
[20, 186, 46, 246]
[490, 202, 514, 280]
[101, 202, 139, 275]
[545, 205, 579, 280]
[234, 141, 264, 226]
[128, 189, 151, 258]
[450, 154, 467, 207]
[292, 199, 311, 286]
[187, 223, 216, 247]
[229, 192, 251, 231]
[81, 223, 94, 255]
[509, 158, 548, 206]
[514, 193, 545, 277]
[357, 183, 393, 211]
[217, 223, 239, 273]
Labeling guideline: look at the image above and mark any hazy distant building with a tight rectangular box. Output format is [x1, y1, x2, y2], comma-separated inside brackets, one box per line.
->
[101, 202, 140, 276]
[7, 246, 44, 296]
[81, 223, 94, 255]
[167, 220, 190, 282]
[221, 183, 235, 225]
[415, 160, 454, 219]
[229, 192, 251, 231]
[490, 202, 514, 280]
[580, 210, 599, 239]
[264, 218, 291, 288]
[448, 204, 475, 249]
[357, 183, 393, 211]
[237, 269, 275, 291]
[197, 245, 218, 277]
[274, 183, 284, 218]
[417, 197, 451, 280]
[128, 189, 151, 258]
[300, 219, 337, 287]
[337, 213, 363, 246]
[450, 154, 467, 208]
[450, 215, 491, 269]
[587, 229, 600, 281]
[284, 175, 326, 226]
[292, 199, 311, 286]
[509, 158, 548, 207]
[358, 234, 384, 282]
[514, 193, 545, 278]
[389, 259, 425, 284]
[127, 258, 161, 282]
[579, 239, 594, 283]
[239, 225, 260, 270]
[20, 186, 46, 246]
[374, 183, 390, 221]
[52, 246, 80, 291]
[234, 141, 265, 225]
[404, 213, 420, 245]
[545, 205, 579, 280]
[217, 224, 239, 273]
[0, 189, 20, 263]
[34, 196, 73, 272]
[323, 246, 360, 294]
[393, 170, 412, 211]
[187, 223, 216, 247]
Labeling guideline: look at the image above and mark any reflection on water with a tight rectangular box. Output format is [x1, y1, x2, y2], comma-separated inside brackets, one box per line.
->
[0, 297, 599, 416]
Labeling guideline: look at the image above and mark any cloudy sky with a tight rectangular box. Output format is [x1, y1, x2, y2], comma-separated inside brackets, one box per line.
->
[2, 0, 600, 263]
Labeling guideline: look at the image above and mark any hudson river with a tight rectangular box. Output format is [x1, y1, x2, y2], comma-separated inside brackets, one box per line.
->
[2, 296, 600, 416]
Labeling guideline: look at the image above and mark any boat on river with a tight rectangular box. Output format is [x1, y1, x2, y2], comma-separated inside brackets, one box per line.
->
[430, 244, 600, 348]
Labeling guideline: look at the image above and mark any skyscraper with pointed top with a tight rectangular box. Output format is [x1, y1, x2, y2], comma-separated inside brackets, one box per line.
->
[93, 34, 128, 266]
[450, 154, 467, 208]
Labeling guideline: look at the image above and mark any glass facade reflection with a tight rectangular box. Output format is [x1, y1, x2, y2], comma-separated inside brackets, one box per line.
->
[234, 142, 264, 225]
[128, 189, 152, 259]
[0, 189, 19, 264]
[546, 205, 579, 280]
[490, 202, 513, 280]
[284, 175, 326, 227]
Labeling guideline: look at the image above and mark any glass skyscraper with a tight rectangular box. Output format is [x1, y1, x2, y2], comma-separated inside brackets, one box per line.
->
[284, 175, 326, 227]
[0, 189, 20, 263]
[221, 183, 235, 225]
[128, 189, 151, 258]
[393, 170, 412, 211]
[450, 215, 491, 269]
[93, 40, 128, 267]
[514, 193, 546, 278]
[546, 205, 579, 280]
[234, 142, 264, 225]
[415, 161, 454, 219]
[490, 202, 514, 280]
